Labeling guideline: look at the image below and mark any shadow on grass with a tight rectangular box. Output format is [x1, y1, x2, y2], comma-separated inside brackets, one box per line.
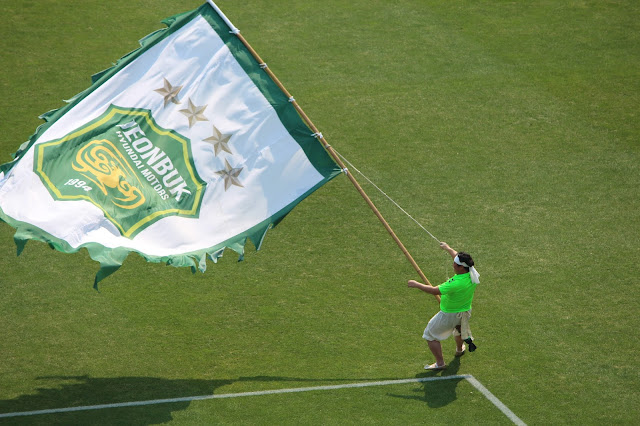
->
[0, 374, 410, 424]
[0, 375, 231, 425]
[387, 356, 465, 408]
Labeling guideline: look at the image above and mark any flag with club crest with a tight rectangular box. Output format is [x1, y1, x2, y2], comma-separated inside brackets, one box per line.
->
[0, 2, 342, 286]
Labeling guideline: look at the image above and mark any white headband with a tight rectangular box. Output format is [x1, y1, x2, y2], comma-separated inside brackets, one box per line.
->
[453, 255, 469, 268]
[454, 255, 480, 284]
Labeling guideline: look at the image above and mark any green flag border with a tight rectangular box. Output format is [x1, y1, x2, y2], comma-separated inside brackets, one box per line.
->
[0, 2, 341, 287]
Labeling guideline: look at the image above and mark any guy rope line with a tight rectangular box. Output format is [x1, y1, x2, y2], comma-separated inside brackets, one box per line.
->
[332, 149, 441, 244]
[208, 0, 440, 301]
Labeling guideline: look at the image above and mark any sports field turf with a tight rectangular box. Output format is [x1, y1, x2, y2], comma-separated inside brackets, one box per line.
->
[1, 0, 638, 424]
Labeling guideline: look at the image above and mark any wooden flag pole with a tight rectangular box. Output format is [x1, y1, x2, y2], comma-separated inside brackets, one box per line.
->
[212, 5, 440, 301]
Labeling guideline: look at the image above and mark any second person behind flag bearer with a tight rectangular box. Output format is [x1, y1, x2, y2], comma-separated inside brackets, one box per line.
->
[407, 242, 480, 370]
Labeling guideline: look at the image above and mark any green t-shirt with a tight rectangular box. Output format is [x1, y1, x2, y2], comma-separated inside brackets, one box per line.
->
[438, 273, 477, 313]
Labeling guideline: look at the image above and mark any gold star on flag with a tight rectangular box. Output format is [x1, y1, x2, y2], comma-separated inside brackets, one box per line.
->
[215, 159, 244, 191]
[203, 126, 233, 156]
[153, 78, 183, 107]
[179, 98, 208, 127]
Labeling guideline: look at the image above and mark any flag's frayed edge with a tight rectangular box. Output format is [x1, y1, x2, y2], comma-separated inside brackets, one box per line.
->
[0, 5, 340, 289]
[1, 173, 319, 288]
[0, 203, 276, 290]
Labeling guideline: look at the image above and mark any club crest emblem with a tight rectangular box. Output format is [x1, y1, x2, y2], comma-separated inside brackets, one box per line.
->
[34, 105, 206, 238]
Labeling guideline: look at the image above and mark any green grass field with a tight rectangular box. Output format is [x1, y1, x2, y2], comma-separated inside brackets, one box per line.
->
[1, 0, 638, 424]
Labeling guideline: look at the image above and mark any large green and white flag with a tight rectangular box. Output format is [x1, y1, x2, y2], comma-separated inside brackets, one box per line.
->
[0, 2, 341, 285]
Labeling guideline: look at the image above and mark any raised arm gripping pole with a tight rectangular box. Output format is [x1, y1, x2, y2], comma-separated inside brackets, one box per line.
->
[207, 1, 440, 302]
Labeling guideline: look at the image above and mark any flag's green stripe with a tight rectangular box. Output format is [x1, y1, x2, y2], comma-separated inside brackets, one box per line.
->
[196, 4, 341, 183]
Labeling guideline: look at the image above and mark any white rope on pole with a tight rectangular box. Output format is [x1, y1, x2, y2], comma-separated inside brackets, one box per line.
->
[206, 0, 240, 34]
[333, 149, 441, 244]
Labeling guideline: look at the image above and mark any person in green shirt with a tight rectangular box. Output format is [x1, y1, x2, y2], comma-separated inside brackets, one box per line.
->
[408, 242, 480, 370]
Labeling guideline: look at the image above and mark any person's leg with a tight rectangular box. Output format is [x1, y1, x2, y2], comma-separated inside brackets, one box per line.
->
[454, 325, 465, 354]
[422, 311, 457, 369]
[427, 340, 445, 367]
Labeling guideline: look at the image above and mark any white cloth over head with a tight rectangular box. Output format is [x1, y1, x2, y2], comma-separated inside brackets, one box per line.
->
[454, 254, 480, 284]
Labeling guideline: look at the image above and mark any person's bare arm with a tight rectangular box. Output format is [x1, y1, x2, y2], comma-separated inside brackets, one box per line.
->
[440, 242, 457, 259]
[408, 279, 441, 295]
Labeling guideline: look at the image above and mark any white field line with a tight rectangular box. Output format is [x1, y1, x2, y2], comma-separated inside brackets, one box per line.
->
[0, 375, 525, 424]
[465, 376, 527, 426]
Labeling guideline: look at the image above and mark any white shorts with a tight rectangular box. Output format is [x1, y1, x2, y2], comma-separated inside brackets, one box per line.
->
[422, 310, 471, 341]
